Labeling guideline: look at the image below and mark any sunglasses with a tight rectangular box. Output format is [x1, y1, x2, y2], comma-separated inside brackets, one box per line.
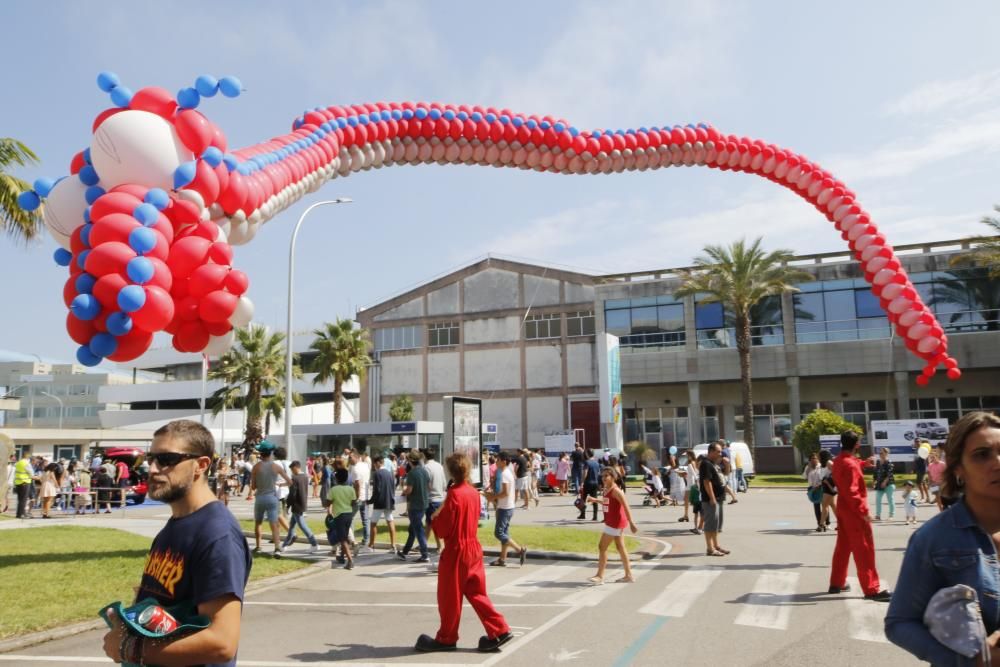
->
[147, 452, 203, 468]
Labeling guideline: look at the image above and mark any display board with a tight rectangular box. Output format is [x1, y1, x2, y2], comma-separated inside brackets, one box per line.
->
[443, 396, 483, 486]
[871, 419, 949, 462]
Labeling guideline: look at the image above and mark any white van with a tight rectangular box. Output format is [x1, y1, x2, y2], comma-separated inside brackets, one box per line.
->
[692, 442, 756, 481]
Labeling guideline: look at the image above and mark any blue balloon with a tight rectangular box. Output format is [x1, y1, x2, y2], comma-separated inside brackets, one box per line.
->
[83, 148, 92, 165]
[222, 154, 238, 171]
[17, 191, 40, 211]
[173, 161, 197, 189]
[53, 248, 73, 267]
[76, 250, 90, 269]
[33, 177, 55, 197]
[219, 76, 242, 98]
[84, 186, 105, 205]
[107, 312, 133, 337]
[89, 333, 118, 358]
[76, 345, 103, 367]
[75, 273, 96, 294]
[117, 285, 146, 313]
[80, 223, 93, 248]
[177, 87, 200, 109]
[195, 75, 219, 97]
[133, 203, 160, 226]
[110, 86, 133, 108]
[201, 146, 223, 167]
[83, 207, 92, 224]
[78, 165, 100, 186]
[143, 188, 170, 211]
[126, 256, 154, 284]
[128, 227, 157, 254]
[96, 71, 120, 92]
[71, 294, 101, 321]
[669, 446, 678, 455]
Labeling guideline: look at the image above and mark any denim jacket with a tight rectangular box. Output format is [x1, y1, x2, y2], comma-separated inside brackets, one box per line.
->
[885, 498, 999, 666]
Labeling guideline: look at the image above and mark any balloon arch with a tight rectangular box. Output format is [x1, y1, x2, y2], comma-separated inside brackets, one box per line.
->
[18, 72, 960, 386]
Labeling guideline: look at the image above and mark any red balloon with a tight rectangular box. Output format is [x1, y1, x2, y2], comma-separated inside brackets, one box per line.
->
[92, 310, 110, 333]
[106, 328, 154, 362]
[89, 213, 141, 247]
[199, 290, 238, 323]
[224, 269, 249, 296]
[204, 320, 232, 336]
[70, 151, 86, 175]
[66, 312, 95, 345]
[177, 295, 201, 321]
[185, 160, 220, 206]
[210, 124, 228, 153]
[130, 285, 175, 332]
[176, 320, 209, 352]
[915, 374, 929, 386]
[208, 242, 233, 265]
[175, 110, 213, 155]
[167, 236, 212, 280]
[63, 276, 78, 308]
[189, 264, 229, 299]
[90, 192, 143, 221]
[172, 334, 189, 353]
[171, 277, 190, 301]
[92, 108, 124, 133]
[85, 242, 136, 277]
[93, 273, 129, 310]
[109, 184, 150, 200]
[947, 367, 962, 380]
[165, 198, 202, 229]
[217, 172, 248, 214]
[144, 256, 173, 292]
[129, 87, 177, 118]
[70, 226, 88, 254]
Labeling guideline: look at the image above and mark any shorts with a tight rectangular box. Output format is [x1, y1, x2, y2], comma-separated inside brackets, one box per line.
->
[602, 525, 625, 537]
[515, 477, 529, 492]
[371, 508, 394, 524]
[329, 512, 353, 544]
[426, 501, 441, 527]
[495, 507, 514, 545]
[692, 501, 702, 515]
[915, 471, 925, 485]
[254, 493, 280, 524]
[702, 501, 721, 533]
[118, 478, 131, 488]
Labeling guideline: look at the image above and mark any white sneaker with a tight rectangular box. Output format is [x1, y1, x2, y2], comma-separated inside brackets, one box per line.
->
[309, 545, 320, 554]
[357, 545, 373, 555]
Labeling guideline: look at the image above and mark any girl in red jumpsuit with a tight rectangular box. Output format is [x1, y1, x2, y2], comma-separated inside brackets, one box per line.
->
[415, 452, 513, 654]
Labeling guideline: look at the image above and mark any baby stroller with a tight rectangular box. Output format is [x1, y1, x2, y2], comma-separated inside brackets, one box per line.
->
[641, 467, 666, 507]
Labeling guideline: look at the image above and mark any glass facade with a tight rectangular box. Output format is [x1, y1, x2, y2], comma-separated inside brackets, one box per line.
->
[373, 325, 422, 352]
[695, 295, 784, 349]
[604, 296, 685, 348]
[909, 395, 1000, 421]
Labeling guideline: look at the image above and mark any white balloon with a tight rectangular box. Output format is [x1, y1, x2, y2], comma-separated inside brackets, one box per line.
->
[865, 256, 889, 273]
[176, 188, 205, 212]
[888, 297, 912, 314]
[90, 110, 193, 190]
[42, 176, 88, 247]
[230, 296, 255, 328]
[907, 323, 931, 340]
[228, 219, 250, 245]
[873, 269, 896, 286]
[204, 330, 236, 356]
[917, 337, 941, 354]
[898, 309, 921, 327]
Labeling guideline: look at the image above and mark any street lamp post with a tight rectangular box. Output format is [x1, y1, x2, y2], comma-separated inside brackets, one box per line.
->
[40, 391, 64, 430]
[285, 198, 352, 462]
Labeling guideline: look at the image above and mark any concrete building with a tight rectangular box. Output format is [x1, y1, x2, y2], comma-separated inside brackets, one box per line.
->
[356, 241, 999, 467]
[357, 257, 602, 450]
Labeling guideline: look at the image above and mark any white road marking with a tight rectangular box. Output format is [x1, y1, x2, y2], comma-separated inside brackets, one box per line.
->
[733, 570, 799, 630]
[481, 604, 580, 667]
[559, 561, 656, 607]
[844, 577, 890, 643]
[245, 601, 565, 608]
[638, 565, 723, 617]
[550, 647, 590, 662]
[492, 565, 579, 597]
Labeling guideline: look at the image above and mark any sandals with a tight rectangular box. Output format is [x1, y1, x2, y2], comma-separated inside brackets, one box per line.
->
[588, 575, 604, 584]
[490, 559, 507, 567]
[716, 547, 730, 555]
[616, 575, 635, 583]
[706, 549, 725, 557]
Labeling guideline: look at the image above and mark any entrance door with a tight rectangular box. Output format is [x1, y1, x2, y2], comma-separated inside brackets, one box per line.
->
[570, 400, 600, 451]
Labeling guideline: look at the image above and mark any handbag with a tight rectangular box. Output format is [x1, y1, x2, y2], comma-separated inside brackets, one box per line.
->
[923, 584, 991, 660]
[574, 495, 586, 511]
[807, 486, 822, 504]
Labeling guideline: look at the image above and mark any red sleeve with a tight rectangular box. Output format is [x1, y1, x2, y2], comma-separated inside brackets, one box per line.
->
[431, 490, 458, 540]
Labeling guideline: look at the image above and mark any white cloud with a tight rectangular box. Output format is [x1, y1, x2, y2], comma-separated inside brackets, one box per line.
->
[883, 69, 1000, 116]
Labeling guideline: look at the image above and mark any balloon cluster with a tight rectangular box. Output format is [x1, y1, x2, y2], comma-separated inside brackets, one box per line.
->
[17, 72, 961, 380]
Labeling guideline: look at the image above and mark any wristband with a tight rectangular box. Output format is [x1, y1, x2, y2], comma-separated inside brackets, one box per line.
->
[118, 632, 131, 664]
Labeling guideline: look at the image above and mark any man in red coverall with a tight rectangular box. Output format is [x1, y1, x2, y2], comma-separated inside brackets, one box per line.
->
[828, 431, 892, 602]
[415, 452, 513, 654]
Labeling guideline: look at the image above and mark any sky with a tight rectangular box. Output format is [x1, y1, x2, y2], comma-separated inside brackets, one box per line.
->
[2, 0, 1000, 366]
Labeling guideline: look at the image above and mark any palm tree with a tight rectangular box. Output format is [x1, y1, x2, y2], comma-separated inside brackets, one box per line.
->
[675, 238, 813, 458]
[208, 325, 301, 451]
[308, 318, 371, 423]
[1, 138, 44, 242]
[929, 267, 1000, 332]
[951, 208, 1000, 278]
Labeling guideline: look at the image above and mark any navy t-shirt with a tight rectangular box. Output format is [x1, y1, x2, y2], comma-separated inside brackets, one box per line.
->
[137, 501, 252, 667]
[583, 459, 601, 488]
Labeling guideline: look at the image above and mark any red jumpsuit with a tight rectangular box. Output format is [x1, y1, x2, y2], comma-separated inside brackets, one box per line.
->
[829, 451, 882, 595]
[431, 480, 510, 645]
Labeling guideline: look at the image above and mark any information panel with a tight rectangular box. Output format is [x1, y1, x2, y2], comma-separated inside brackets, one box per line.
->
[443, 396, 483, 486]
[871, 418, 950, 462]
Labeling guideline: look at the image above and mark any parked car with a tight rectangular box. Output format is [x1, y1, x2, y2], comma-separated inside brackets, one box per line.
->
[100, 447, 149, 504]
[692, 442, 756, 481]
[915, 421, 948, 440]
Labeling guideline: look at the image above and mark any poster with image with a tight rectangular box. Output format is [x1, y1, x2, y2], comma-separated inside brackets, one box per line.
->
[870, 419, 949, 462]
[444, 396, 483, 486]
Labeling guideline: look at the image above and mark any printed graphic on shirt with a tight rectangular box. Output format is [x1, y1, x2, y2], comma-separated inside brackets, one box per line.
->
[143, 548, 186, 597]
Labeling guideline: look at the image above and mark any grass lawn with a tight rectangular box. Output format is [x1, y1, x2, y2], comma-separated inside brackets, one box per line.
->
[240, 518, 640, 555]
[0, 526, 307, 640]
[753, 473, 917, 487]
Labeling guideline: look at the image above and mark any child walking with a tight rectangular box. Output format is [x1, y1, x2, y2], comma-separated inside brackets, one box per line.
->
[587, 468, 638, 584]
[327, 467, 357, 570]
[902, 480, 918, 525]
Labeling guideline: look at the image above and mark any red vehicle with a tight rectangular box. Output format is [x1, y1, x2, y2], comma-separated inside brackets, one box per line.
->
[100, 447, 149, 505]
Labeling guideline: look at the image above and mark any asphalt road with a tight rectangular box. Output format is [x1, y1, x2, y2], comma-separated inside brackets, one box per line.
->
[1, 487, 927, 666]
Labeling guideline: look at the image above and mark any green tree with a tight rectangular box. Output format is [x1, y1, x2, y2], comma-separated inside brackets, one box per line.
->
[675, 237, 813, 458]
[792, 409, 863, 457]
[625, 440, 657, 465]
[208, 325, 301, 451]
[951, 207, 1000, 278]
[308, 318, 371, 424]
[389, 395, 414, 421]
[1, 138, 44, 242]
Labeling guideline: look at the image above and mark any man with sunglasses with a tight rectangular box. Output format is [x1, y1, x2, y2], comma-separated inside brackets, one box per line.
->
[102, 420, 251, 667]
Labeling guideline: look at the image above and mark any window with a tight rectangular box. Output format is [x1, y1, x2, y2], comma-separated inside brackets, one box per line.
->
[696, 296, 784, 349]
[525, 313, 561, 340]
[373, 325, 422, 352]
[605, 298, 686, 348]
[604, 309, 630, 337]
[54, 445, 81, 461]
[427, 322, 459, 347]
[567, 311, 595, 337]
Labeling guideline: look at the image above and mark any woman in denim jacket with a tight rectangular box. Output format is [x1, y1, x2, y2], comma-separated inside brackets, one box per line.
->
[885, 411, 1000, 666]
